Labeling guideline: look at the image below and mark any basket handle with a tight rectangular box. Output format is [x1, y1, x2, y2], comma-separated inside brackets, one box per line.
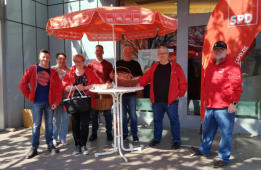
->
[116, 66, 132, 74]
[67, 85, 87, 99]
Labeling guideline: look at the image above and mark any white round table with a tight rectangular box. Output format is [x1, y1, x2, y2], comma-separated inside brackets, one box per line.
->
[90, 86, 143, 162]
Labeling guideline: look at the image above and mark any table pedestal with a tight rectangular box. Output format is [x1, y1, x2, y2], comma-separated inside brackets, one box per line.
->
[91, 87, 143, 162]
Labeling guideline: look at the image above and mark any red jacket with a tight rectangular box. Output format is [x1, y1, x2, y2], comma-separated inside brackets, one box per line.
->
[18, 64, 62, 106]
[204, 57, 243, 108]
[62, 66, 100, 108]
[139, 61, 188, 104]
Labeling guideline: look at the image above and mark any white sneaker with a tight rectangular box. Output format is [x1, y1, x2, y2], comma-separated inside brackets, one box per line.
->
[81, 146, 88, 155]
[53, 140, 58, 146]
[61, 139, 68, 146]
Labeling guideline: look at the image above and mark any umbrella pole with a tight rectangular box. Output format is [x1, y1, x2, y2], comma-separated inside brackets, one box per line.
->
[112, 24, 118, 87]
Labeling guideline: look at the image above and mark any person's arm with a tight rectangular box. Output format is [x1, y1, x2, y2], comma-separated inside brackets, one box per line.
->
[107, 62, 113, 82]
[139, 64, 154, 87]
[51, 71, 62, 110]
[62, 71, 74, 92]
[177, 65, 188, 98]
[229, 64, 243, 103]
[228, 64, 243, 113]
[18, 67, 33, 99]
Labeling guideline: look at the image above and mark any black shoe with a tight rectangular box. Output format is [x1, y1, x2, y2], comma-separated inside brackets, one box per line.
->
[47, 144, 60, 153]
[123, 136, 128, 141]
[133, 136, 139, 142]
[171, 142, 181, 149]
[191, 147, 203, 156]
[81, 146, 89, 155]
[149, 140, 160, 147]
[25, 147, 38, 159]
[89, 134, 97, 141]
[73, 145, 81, 155]
[213, 160, 228, 168]
[107, 133, 113, 141]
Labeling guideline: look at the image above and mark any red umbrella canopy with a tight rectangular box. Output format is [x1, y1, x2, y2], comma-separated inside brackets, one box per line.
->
[46, 6, 178, 41]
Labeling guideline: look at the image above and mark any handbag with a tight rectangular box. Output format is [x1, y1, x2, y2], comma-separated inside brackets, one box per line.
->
[63, 86, 92, 114]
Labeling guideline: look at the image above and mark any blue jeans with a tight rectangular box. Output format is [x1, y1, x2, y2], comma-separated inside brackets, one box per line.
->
[199, 108, 235, 163]
[32, 103, 54, 149]
[122, 94, 138, 138]
[91, 109, 112, 135]
[152, 100, 180, 143]
[53, 105, 68, 141]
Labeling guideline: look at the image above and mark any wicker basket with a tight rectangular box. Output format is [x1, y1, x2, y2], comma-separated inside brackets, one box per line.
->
[136, 89, 144, 98]
[94, 94, 113, 110]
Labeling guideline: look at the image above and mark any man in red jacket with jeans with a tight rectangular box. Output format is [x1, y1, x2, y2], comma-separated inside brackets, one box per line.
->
[192, 41, 243, 168]
[139, 46, 188, 149]
[19, 49, 62, 159]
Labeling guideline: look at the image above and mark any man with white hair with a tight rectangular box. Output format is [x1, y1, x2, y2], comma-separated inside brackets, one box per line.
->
[139, 46, 188, 149]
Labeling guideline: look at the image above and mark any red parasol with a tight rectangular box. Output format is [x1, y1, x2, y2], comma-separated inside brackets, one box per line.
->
[46, 6, 177, 87]
[46, 6, 177, 41]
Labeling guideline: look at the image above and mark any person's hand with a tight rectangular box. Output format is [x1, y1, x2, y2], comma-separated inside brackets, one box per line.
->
[76, 84, 85, 91]
[109, 72, 115, 80]
[51, 104, 58, 110]
[228, 103, 237, 113]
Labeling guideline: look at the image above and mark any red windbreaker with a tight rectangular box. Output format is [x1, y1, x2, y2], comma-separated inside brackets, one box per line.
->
[204, 57, 243, 108]
[139, 61, 188, 104]
[62, 66, 100, 108]
[18, 64, 62, 106]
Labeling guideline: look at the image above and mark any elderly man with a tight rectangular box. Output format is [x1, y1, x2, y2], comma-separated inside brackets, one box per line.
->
[139, 46, 188, 149]
[116, 45, 143, 142]
[192, 41, 243, 168]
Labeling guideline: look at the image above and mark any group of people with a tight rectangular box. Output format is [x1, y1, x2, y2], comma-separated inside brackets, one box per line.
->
[18, 41, 242, 168]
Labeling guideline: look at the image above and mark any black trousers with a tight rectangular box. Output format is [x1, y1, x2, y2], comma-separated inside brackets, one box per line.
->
[71, 112, 90, 146]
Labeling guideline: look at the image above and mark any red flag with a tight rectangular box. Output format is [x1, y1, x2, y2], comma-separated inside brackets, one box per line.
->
[201, 0, 261, 120]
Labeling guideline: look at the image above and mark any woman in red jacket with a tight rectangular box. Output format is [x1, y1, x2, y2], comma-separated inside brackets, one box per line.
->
[62, 54, 100, 155]
[139, 46, 188, 149]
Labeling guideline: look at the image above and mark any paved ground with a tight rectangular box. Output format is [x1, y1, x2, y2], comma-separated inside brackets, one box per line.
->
[0, 126, 260, 170]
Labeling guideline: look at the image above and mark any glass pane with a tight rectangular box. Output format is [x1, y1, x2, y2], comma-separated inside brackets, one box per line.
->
[5, 21, 24, 126]
[239, 32, 261, 119]
[189, 0, 219, 14]
[48, 0, 63, 5]
[23, 25, 37, 69]
[37, 28, 48, 55]
[5, 0, 22, 22]
[123, 0, 177, 17]
[80, 0, 98, 10]
[64, 1, 79, 14]
[187, 25, 206, 115]
[22, 0, 36, 26]
[36, 0, 48, 5]
[36, 3, 47, 29]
